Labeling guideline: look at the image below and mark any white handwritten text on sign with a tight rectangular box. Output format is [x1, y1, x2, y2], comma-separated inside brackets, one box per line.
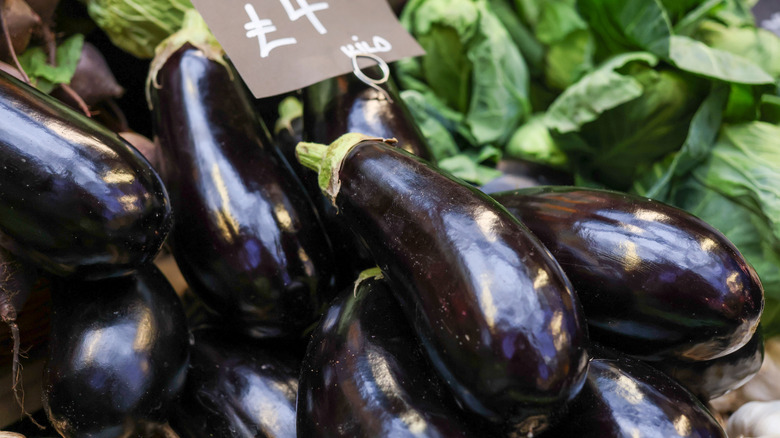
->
[190, 0, 424, 98]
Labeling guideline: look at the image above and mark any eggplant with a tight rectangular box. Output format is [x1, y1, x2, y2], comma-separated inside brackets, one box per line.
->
[301, 68, 436, 287]
[0, 69, 172, 279]
[168, 328, 299, 438]
[150, 44, 336, 339]
[544, 347, 726, 438]
[479, 159, 574, 194]
[298, 271, 484, 438]
[296, 135, 588, 435]
[651, 328, 764, 401]
[303, 68, 434, 162]
[492, 186, 764, 362]
[42, 264, 190, 437]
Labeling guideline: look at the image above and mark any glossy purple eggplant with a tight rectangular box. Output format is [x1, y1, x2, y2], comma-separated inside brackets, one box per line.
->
[302, 68, 434, 162]
[0, 70, 172, 279]
[150, 44, 336, 339]
[298, 272, 484, 438]
[301, 69, 436, 286]
[492, 186, 764, 362]
[479, 159, 574, 194]
[544, 347, 726, 438]
[168, 328, 299, 438]
[42, 264, 190, 437]
[296, 136, 588, 435]
[651, 329, 764, 401]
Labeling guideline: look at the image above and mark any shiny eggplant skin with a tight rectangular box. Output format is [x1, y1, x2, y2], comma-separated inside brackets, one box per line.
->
[302, 70, 436, 286]
[303, 69, 434, 162]
[492, 186, 764, 362]
[544, 347, 726, 438]
[168, 328, 298, 438]
[151, 45, 336, 339]
[651, 328, 764, 401]
[0, 70, 172, 279]
[297, 275, 482, 438]
[314, 139, 589, 434]
[42, 264, 190, 438]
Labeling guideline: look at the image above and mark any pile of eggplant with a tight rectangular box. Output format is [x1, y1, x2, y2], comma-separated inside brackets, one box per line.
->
[0, 11, 767, 438]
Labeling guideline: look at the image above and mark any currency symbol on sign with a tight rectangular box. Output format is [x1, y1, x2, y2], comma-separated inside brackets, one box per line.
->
[244, 3, 297, 58]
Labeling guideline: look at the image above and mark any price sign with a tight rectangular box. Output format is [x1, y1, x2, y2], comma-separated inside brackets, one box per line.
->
[189, 0, 425, 98]
[753, 0, 780, 36]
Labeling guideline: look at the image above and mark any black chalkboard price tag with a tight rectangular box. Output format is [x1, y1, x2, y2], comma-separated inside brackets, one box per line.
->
[189, 0, 425, 98]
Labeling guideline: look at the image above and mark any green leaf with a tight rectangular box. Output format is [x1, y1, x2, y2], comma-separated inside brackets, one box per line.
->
[536, 1, 588, 45]
[760, 94, 780, 124]
[400, 0, 531, 146]
[399, 89, 461, 161]
[544, 29, 594, 90]
[671, 0, 723, 36]
[633, 85, 729, 199]
[669, 35, 775, 84]
[577, 0, 672, 57]
[544, 52, 658, 133]
[505, 113, 569, 168]
[692, 20, 780, 79]
[19, 34, 85, 93]
[84, 0, 194, 58]
[438, 154, 503, 185]
[690, 122, 780, 242]
[489, 0, 545, 76]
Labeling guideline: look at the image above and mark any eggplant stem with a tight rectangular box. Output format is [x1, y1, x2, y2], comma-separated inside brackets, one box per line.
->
[0, 2, 31, 84]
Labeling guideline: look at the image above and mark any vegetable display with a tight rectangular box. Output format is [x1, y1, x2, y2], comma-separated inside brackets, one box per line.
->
[492, 186, 764, 362]
[296, 134, 589, 435]
[149, 24, 337, 340]
[167, 328, 299, 438]
[42, 265, 189, 437]
[298, 270, 481, 437]
[0, 69, 171, 279]
[0, 0, 778, 436]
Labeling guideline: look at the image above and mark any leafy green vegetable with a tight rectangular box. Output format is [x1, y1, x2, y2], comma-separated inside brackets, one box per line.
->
[19, 34, 85, 94]
[692, 19, 780, 78]
[544, 52, 657, 133]
[505, 113, 569, 168]
[633, 84, 729, 199]
[577, 0, 672, 58]
[398, 0, 531, 146]
[81, 0, 194, 58]
[669, 35, 775, 84]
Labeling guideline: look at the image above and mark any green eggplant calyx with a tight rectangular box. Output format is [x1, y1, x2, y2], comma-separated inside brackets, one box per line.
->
[145, 9, 227, 110]
[295, 133, 394, 204]
[353, 267, 384, 297]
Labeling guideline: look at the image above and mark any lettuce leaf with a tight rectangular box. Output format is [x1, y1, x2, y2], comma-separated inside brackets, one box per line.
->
[398, 0, 531, 146]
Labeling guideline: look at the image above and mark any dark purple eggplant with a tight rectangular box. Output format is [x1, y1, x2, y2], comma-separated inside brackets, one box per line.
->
[479, 159, 574, 194]
[42, 264, 190, 437]
[544, 346, 726, 438]
[150, 44, 336, 340]
[303, 68, 434, 162]
[492, 186, 764, 362]
[296, 135, 588, 435]
[298, 270, 484, 438]
[651, 328, 764, 401]
[0, 69, 172, 279]
[301, 68, 436, 286]
[168, 327, 298, 438]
